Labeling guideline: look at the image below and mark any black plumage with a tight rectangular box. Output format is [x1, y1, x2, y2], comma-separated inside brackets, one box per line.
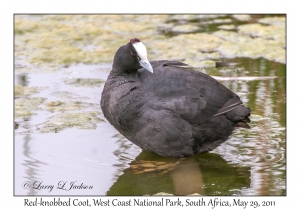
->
[101, 38, 251, 157]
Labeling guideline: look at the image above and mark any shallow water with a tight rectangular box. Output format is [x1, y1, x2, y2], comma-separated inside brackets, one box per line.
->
[14, 15, 286, 196]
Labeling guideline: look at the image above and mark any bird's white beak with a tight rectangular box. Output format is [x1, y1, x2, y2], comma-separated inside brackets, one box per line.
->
[133, 41, 153, 73]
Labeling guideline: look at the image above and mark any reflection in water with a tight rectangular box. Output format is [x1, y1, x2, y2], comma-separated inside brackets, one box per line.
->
[15, 77, 36, 195]
[21, 134, 47, 196]
[171, 157, 204, 195]
[15, 73, 29, 87]
[107, 151, 250, 196]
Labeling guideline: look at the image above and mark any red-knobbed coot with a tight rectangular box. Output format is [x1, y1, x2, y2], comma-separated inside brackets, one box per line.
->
[101, 38, 251, 157]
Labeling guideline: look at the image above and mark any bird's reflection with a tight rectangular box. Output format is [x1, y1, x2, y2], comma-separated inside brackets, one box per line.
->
[107, 151, 250, 196]
[15, 73, 29, 87]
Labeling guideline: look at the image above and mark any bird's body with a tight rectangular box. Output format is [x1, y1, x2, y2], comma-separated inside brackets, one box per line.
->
[101, 38, 251, 157]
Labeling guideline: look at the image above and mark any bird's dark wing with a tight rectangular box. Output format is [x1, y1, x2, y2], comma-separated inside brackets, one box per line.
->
[138, 60, 243, 124]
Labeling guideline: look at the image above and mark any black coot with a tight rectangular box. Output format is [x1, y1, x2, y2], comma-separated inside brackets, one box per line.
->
[101, 38, 251, 157]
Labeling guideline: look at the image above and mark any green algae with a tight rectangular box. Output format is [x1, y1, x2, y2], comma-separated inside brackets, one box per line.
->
[167, 14, 199, 22]
[258, 17, 286, 26]
[14, 18, 39, 34]
[213, 18, 232, 24]
[15, 106, 35, 118]
[170, 14, 228, 21]
[171, 25, 200, 34]
[44, 101, 97, 112]
[218, 24, 235, 30]
[36, 111, 103, 133]
[14, 15, 168, 66]
[15, 85, 39, 97]
[196, 18, 232, 26]
[213, 30, 285, 63]
[63, 78, 105, 87]
[150, 33, 223, 60]
[196, 60, 216, 68]
[15, 14, 285, 69]
[232, 15, 252, 22]
[213, 30, 252, 42]
[238, 23, 285, 46]
[15, 97, 46, 118]
[50, 91, 89, 100]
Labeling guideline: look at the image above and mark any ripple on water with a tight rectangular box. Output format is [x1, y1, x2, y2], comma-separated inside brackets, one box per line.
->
[214, 114, 285, 168]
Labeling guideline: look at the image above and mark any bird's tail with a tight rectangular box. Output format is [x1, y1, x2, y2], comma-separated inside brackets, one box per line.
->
[225, 105, 251, 129]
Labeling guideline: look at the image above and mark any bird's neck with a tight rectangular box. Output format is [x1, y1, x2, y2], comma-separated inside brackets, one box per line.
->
[107, 69, 138, 87]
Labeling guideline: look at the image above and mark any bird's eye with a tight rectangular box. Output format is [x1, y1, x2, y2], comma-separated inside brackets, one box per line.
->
[130, 51, 136, 56]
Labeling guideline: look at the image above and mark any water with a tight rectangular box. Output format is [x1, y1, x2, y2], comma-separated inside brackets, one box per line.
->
[14, 15, 286, 196]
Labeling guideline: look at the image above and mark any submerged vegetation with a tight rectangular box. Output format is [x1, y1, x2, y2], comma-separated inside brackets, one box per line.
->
[15, 15, 285, 73]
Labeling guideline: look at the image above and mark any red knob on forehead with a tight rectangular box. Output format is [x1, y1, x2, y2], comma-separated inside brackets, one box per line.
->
[130, 38, 141, 44]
